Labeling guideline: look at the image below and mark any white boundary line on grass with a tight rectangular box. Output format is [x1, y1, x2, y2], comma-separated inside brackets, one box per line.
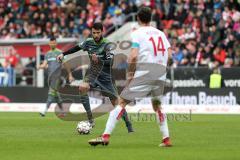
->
[0, 103, 240, 114]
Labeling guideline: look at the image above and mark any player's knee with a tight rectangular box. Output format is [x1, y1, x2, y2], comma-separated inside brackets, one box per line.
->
[110, 97, 118, 106]
[79, 83, 90, 94]
[119, 97, 129, 108]
[151, 97, 161, 111]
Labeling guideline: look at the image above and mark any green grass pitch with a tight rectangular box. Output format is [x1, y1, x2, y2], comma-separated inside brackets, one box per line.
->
[0, 112, 239, 160]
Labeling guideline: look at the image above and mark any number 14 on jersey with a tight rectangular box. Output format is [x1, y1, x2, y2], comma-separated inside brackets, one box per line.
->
[149, 37, 166, 56]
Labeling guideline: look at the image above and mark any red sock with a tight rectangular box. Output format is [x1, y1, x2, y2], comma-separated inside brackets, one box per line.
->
[156, 108, 164, 122]
[116, 108, 125, 120]
[102, 134, 110, 140]
[162, 137, 170, 143]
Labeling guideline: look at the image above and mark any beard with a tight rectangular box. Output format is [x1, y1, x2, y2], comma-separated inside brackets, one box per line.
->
[94, 36, 102, 43]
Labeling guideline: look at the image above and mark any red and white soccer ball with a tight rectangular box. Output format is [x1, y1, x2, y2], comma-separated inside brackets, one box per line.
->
[76, 121, 92, 134]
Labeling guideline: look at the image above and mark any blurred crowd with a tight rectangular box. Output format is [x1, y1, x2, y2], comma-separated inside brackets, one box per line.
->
[0, 0, 137, 39]
[112, 0, 240, 68]
[0, 0, 239, 69]
[150, 0, 240, 68]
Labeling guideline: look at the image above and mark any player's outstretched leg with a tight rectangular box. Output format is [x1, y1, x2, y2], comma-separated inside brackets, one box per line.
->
[40, 98, 52, 117]
[56, 102, 66, 118]
[40, 88, 58, 117]
[109, 97, 134, 133]
[152, 97, 172, 147]
[55, 92, 66, 117]
[121, 110, 134, 133]
[88, 101, 126, 146]
[57, 102, 63, 110]
[80, 94, 95, 127]
[79, 83, 95, 127]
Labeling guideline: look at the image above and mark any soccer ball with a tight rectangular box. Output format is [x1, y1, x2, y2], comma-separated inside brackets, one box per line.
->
[76, 121, 92, 135]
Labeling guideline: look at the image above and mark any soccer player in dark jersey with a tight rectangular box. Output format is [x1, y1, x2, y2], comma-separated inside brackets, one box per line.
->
[38, 37, 74, 117]
[57, 22, 133, 132]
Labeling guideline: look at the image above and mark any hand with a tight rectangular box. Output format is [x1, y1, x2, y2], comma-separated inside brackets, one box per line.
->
[91, 54, 98, 64]
[57, 54, 64, 63]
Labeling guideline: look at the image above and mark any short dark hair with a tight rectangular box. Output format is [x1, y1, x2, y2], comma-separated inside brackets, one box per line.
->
[137, 7, 152, 24]
[50, 37, 56, 41]
[92, 22, 103, 31]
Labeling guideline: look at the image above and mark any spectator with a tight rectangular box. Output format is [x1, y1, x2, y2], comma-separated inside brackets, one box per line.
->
[234, 48, 240, 66]
[179, 27, 196, 41]
[160, 0, 175, 20]
[103, 13, 114, 30]
[224, 58, 233, 68]
[79, 28, 91, 42]
[0, 0, 238, 68]
[232, 7, 240, 22]
[5, 50, 19, 68]
[113, 9, 125, 28]
[25, 57, 36, 68]
[226, 0, 240, 10]
[179, 49, 190, 66]
[213, 45, 226, 65]
[209, 25, 221, 46]
[23, 57, 36, 85]
[199, 46, 212, 67]
[108, 1, 117, 17]
[173, 45, 184, 66]
[174, 4, 187, 27]
[222, 6, 231, 21]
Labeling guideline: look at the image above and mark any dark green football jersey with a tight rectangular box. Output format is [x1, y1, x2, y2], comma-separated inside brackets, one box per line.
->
[78, 37, 114, 82]
[45, 48, 62, 74]
[45, 48, 62, 92]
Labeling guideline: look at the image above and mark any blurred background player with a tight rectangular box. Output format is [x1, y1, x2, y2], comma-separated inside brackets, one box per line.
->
[89, 7, 172, 147]
[57, 22, 133, 132]
[37, 37, 74, 117]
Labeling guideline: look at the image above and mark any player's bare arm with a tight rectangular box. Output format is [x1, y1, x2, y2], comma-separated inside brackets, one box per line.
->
[118, 48, 139, 107]
[167, 48, 173, 66]
[37, 60, 48, 70]
[126, 48, 139, 85]
[63, 62, 75, 83]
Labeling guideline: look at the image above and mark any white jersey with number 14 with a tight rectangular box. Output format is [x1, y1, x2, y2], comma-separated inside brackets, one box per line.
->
[131, 26, 171, 67]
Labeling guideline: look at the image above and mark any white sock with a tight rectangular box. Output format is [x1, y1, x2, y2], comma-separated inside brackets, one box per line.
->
[42, 107, 48, 115]
[103, 105, 124, 135]
[42, 103, 50, 115]
[156, 110, 169, 139]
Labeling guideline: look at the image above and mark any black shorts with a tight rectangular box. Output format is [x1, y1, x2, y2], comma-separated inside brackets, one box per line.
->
[84, 68, 118, 100]
[89, 78, 118, 100]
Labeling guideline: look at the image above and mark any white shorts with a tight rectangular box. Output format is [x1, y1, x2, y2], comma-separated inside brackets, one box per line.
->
[120, 77, 168, 101]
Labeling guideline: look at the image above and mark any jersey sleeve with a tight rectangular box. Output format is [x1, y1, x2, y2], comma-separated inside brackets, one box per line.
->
[104, 41, 114, 59]
[131, 31, 140, 48]
[58, 49, 67, 62]
[78, 40, 88, 51]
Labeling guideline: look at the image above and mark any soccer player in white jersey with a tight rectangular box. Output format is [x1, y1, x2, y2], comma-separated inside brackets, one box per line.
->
[88, 7, 172, 147]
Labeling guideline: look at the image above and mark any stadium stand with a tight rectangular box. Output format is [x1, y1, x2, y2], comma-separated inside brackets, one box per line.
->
[0, 0, 239, 67]
[0, 0, 239, 86]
